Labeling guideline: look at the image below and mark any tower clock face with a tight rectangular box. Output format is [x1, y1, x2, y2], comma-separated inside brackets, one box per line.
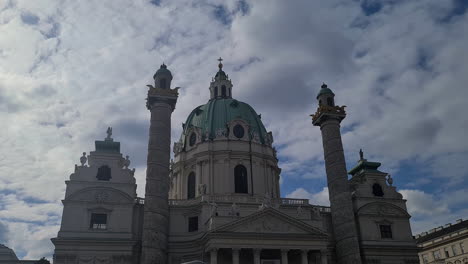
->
[233, 124, 245, 139]
[189, 132, 196, 146]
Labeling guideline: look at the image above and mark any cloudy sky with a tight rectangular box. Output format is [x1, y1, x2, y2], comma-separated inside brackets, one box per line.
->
[1, 0, 467, 260]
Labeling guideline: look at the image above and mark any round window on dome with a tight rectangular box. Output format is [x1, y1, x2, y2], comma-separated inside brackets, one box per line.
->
[189, 132, 197, 146]
[233, 124, 245, 139]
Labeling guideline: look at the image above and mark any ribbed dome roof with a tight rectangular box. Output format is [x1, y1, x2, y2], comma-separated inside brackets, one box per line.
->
[181, 98, 268, 146]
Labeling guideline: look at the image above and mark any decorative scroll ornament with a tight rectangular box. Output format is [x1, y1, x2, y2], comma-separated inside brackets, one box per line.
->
[95, 191, 109, 203]
[215, 127, 228, 138]
[80, 152, 87, 166]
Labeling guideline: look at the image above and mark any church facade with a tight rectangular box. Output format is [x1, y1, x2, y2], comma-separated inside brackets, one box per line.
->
[51, 61, 419, 264]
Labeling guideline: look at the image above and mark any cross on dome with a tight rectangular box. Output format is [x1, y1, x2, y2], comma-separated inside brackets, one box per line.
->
[218, 57, 223, 70]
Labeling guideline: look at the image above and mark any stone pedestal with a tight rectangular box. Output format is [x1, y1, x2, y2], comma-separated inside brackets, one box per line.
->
[140, 86, 178, 264]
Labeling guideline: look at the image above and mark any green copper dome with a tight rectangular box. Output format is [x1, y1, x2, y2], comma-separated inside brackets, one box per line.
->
[153, 64, 172, 79]
[181, 98, 268, 146]
[316, 83, 335, 99]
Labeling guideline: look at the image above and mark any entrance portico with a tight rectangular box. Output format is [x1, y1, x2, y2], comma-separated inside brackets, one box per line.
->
[208, 247, 328, 264]
[205, 208, 329, 264]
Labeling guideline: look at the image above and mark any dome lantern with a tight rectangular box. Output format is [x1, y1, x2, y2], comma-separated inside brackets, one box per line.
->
[209, 57, 233, 99]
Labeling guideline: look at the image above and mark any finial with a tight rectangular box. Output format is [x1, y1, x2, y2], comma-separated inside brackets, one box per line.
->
[161, 62, 167, 69]
[80, 152, 87, 166]
[218, 57, 223, 70]
[359, 148, 364, 160]
[321, 83, 327, 89]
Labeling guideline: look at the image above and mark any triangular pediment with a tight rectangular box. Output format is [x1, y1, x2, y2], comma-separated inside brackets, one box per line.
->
[214, 208, 327, 237]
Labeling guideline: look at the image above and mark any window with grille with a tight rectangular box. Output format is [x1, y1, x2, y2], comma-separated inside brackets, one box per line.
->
[379, 224, 392, 239]
[90, 213, 107, 229]
[433, 250, 441, 259]
[96, 165, 111, 181]
[188, 216, 198, 232]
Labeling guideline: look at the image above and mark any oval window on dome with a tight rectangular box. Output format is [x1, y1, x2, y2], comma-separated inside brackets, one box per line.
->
[233, 124, 244, 139]
[189, 132, 196, 146]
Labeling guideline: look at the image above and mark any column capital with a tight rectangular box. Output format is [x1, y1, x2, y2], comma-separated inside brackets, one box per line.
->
[210, 247, 219, 252]
[146, 86, 179, 111]
[281, 249, 289, 253]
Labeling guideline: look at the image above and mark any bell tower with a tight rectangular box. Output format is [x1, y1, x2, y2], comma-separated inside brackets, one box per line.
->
[312, 83, 362, 264]
[140, 64, 179, 264]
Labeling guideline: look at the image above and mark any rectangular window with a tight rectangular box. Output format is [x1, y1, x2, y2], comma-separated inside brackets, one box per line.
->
[188, 216, 198, 232]
[433, 250, 441, 259]
[452, 244, 459, 255]
[90, 213, 107, 229]
[444, 247, 450, 258]
[379, 225, 392, 239]
[422, 254, 429, 264]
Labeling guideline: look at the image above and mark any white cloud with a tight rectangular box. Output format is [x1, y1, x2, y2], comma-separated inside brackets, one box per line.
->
[401, 189, 468, 234]
[0, 0, 467, 258]
[286, 187, 330, 206]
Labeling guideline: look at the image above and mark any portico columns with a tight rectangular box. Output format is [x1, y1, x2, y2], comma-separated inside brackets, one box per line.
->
[232, 248, 240, 264]
[320, 250, 328, 264]
[253, 249, 261, 264]
[210, 248, 218, 264]
[301, 250, 308, 264]
[281, 249, 289, 264]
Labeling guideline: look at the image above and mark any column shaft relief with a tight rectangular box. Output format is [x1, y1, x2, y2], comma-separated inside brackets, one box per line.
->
[312, 91, 362, 264]
[140, 83, 178, 264]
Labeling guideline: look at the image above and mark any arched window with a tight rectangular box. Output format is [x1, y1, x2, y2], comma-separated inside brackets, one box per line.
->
[96, 165, 111, 181]
[214, 87, 218, 97]
[327, 97, 334, 106]
[372, 183, 384, 197]
[234, 165, 248, 194]
[187, 172, 196, 199]
[221, 85, 227, 97]
[319, 100, 322, 106]
[160, 78, 166, 89]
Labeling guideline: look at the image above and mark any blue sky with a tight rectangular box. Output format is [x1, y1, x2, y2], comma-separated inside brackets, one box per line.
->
[0, 0, 467, 260]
